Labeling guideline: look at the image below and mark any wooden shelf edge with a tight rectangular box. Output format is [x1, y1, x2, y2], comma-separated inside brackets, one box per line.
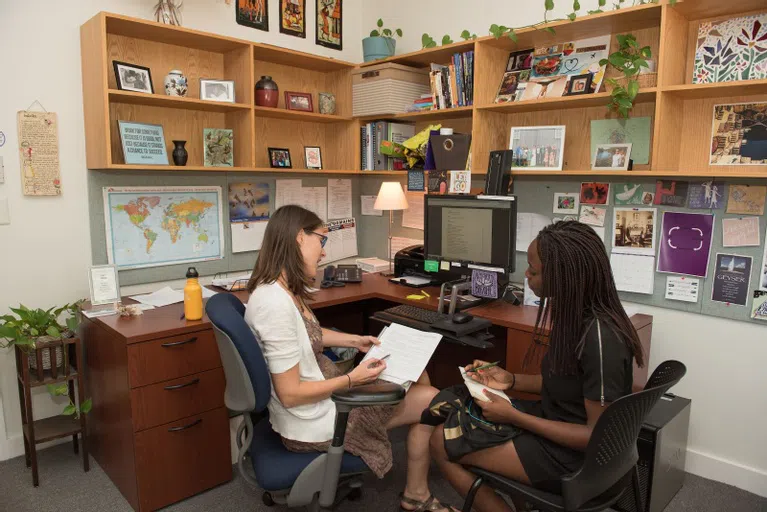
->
[357, 40, 477, 68]
[478, 89, 657, 114]
[356, 106, 474, 122]
[510, 169, 767, 178]
[253, 106, 352, 123]
[108, 90, 251, 112]
[23, 415, 82, 444]
[19, 366, 79, 389]
[661, 79, 767, 99]
[95, 165, 390, 175]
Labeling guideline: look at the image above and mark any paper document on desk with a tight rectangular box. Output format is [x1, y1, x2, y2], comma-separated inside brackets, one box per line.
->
[460, 367, 511, 403]
[362, 324, 441, 383]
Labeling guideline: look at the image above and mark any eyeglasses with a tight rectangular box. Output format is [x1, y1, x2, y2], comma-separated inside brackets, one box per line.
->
[305, 230, 328, 248]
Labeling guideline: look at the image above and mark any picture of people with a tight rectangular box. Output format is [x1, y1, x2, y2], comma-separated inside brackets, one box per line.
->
[280, 0, 306, 38]
[567, 73, 593, 96]
[316, 0, 341, 50]
[235, 0, 268, 31]
[269, 148, 292, 168]
[506, 49, 533, 72]
[612, 207, 656, 256]
[509, 125, 566, 170]
[494, 70, 531, 103]
[285, 92, 313, 112]
[592, 143, 632, 170]
[113, 62, 153, 93]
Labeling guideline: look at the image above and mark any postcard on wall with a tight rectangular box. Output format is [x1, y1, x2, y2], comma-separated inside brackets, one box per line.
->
[590, 117, 652, 166]
[693, 13, 767, 84]
[580, 182, 610, 205]
[657, 211, 715, 278]
[726, 185, 766, 215]
[752, 291, 767, 321]
[710, 102, 767, 166]
[612, 208, 657, 256]
[665, 276, 700, 303]
[553, 192, 579, 215]
[17, 111, 62, 196]
[711, 253, 752, 306]
[579, 205, 607, 227]
[229, 182, 270, 222]
[687, 181, 725, 209]
[722, 217, 760, 247]
[654, 180, 689, 207]
[613, 183, 653, 206]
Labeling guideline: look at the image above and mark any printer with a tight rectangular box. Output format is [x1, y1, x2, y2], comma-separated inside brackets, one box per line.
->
[394, 245, 427, 278]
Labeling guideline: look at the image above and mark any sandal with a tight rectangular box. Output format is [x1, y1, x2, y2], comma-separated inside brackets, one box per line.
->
[399, 492, 459, 512]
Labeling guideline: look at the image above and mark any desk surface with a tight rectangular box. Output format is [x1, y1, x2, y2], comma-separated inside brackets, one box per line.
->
[91, 273, 652, 344]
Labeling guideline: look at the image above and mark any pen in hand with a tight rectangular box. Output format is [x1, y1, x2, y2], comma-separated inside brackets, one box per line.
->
[371, 354, 390, 368]
[467, 360, 500, 373]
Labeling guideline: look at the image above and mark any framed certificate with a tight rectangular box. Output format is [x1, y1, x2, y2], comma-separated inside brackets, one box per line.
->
[88, 265, 120, 306]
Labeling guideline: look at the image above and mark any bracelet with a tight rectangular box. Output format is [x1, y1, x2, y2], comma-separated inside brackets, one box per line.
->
[346, 374, 352, 389]
[510, 373, 516, 390]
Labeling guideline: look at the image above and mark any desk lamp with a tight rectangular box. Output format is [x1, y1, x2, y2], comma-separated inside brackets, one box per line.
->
[374, 182, 409, 276]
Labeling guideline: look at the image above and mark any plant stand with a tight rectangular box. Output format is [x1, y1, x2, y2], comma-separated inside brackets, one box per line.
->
[15, 337, 88, 486]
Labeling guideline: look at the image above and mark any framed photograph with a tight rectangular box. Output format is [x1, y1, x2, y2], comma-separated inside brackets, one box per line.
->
[269, 147, 292, 168]
[285, 91, 313, 112]
[304, 146, 322, 169]
[553, 192, 579, 215]
[612, 207, 657, 256]
[118, 121, 169, 165]
[509, 125, 566, 171]
[710, 102, 767, 165]
[113, 61, 153, 94]
[592, 143, 632, 171]
[280, 0, 306, 38]
[88, 264, 121, 307]
[200, 79, 235, 103]
[316, 0, 342, 51]
[204, 128, 234, 167]
[567, 73, 593, 96]
[235, 0, 268, 31]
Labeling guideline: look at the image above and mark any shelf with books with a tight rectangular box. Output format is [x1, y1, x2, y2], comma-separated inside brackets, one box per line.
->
[478, 89, 657, 114]
[108, 90, 252, 113]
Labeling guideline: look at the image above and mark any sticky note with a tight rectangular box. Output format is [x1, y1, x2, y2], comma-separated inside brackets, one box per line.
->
[424, 259, 439, 273]
[440, 261, 450, 271]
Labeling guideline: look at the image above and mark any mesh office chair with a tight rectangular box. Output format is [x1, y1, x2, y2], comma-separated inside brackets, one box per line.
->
[461, 360, 687, 512]
[206, 293, 405, 510]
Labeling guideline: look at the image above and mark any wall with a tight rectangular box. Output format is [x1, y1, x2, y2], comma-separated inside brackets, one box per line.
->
[363, 0, 767, 498]
[0, 0, 362, 461]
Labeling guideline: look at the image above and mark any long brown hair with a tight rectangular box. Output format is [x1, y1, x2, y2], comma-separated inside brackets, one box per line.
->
[529, 221, 645, 375]
[247, 205, 323, 301]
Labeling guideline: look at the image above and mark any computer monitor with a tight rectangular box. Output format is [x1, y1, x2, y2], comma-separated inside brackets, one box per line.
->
[424, 195, 517, 273]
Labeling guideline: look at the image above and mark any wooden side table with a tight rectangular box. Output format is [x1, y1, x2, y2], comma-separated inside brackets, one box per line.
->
[15, 337, 89, 486]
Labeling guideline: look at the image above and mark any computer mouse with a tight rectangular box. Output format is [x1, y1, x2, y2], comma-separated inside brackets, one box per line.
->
[452, 312, 474, 324]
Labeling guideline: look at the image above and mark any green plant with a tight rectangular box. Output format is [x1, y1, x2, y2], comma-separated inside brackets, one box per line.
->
[47, 384, 92, 419]
[599, 34, 652, 118]
[421, 30, 476, 49]
[369, 18, 402, 39]
[0, 302, 82, 350]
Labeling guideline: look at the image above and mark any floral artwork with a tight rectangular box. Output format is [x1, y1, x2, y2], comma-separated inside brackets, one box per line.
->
[693, 14, 767, 84]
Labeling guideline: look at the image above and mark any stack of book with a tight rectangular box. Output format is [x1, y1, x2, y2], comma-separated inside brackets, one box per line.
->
[360, 121, 416, 171]
[428, 50, 475, 110]
[408, 94, 435, 112]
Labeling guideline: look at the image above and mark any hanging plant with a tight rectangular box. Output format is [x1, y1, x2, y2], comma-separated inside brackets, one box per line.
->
[600, 34, 652, 118]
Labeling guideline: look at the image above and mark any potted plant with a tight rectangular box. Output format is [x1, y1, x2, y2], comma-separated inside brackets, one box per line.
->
[363, 19, 403, 62]
[600, 34, 654, 118]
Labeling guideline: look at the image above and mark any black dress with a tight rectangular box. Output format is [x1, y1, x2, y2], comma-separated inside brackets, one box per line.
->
[513, 318, 634, 494]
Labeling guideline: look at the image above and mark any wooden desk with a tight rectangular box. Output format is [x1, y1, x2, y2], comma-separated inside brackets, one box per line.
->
[82, 272, 652, 511]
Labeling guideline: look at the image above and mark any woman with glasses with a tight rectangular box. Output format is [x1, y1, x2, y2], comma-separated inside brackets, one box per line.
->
[246, 205, 455, 512]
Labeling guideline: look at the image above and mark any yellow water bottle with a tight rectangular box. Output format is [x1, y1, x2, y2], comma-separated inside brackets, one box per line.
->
[183, 267, 203, 321]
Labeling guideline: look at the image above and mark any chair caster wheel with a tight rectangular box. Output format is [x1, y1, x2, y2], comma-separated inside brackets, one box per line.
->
[262, 491, 275, 506]
[348, 488, 362, 501]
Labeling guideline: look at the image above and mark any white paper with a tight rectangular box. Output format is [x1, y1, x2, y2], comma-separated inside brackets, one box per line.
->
[320, 218, 358, 265]
[402, 191, 425, 230]
[389, 275, 432, 286]
[516, 213, 551, 252]
[90, 266, 119, 305]
[362, 323, 442, 382]
[303, 187, 328, 222]
[665, 276, 700, 303]
[327, 179, 352, 220]
[231, 221, 267, 253]
[361, 195, 382, 216]
[592, 226, 606, 242]
[460, 367, 511, 403]
[130, 286, 216, 307]
[275, 179, 303, 210]
[610, 254, 655, 295]
[390, 236, 423, 259]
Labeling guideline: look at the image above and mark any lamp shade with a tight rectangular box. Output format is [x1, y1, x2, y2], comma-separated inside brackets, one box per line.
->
[374, 182, 409, 211]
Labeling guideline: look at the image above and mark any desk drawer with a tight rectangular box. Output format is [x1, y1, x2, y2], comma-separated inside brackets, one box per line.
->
[130, 368, 226, 432]
[135, 407, 231, 511]
[128, 329, 221, 388]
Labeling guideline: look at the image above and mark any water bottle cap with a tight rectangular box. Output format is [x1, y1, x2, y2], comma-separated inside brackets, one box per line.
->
[186, 267, 199, 278]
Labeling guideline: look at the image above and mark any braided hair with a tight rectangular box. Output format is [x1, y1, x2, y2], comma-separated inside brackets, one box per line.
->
[528, 220, 645, 375]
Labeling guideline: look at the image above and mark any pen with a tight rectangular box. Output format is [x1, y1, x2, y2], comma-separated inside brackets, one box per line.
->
[467, 360, 500, 373]
[420, 290, 431, 298]
[371, 354, 390, 367]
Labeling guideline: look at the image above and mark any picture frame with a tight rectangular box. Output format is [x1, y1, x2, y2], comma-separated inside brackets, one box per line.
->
[566, 73, 593, 96]
[285, 91, 313, 112]
[204, 128, 234, 167]
[592, 143, 632, 171]
[118, 121, 169, 165]
[553, 192, 579, 215]
[235, 0, 269, 31]
[200, 79, 236, 103]
[88, 264, 121, 307]
[509, 125, 566, 171]
[304, 146, 322, 169]
[316, 0, 342, 51]
[269, 147, 292, 168]
[113, 61, 154, 94]
[280, 0, 306, 38]
[710, 102, 767, 166]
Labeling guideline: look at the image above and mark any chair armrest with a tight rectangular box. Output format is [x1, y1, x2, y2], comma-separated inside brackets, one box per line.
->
[331, 383, 405, 407]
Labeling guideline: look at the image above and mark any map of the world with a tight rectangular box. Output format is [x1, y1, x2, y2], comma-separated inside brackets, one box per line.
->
[104, 186, 225, 269]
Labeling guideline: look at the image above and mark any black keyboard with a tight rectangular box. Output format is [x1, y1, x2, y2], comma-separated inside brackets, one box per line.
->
[384, 304, 444, 325]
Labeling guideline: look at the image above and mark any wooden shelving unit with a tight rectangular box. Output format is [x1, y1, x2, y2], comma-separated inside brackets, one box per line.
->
[82, 4, 767, 179]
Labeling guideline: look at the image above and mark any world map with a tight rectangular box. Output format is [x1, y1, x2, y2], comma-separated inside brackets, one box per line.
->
[104, 187, 224, 269]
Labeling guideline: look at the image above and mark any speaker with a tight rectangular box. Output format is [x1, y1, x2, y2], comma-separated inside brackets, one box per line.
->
[484, 150, 514, 195]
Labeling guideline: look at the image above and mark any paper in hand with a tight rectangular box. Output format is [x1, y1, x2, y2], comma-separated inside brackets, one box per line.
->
[459, 367, 511, 403]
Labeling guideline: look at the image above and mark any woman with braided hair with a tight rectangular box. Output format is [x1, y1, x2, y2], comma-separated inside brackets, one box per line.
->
[429, 220, 645, 512]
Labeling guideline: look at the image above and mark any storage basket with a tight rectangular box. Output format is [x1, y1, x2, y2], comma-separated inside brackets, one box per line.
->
[353, 63, 431, 117]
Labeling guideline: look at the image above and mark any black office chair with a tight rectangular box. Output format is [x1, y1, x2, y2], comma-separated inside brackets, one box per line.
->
[461, 361, 687, 512]
[206, 293, 406, 511]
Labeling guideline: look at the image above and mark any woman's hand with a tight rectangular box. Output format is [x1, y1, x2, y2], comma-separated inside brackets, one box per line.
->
[348, 359, 386, 385]
[476, 391, 520, 424]
[354, 335, 380, 353]
[465, 360, 514, 391]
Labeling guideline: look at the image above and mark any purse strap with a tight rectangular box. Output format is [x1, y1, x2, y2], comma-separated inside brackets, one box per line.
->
[596, 319, 605, 407]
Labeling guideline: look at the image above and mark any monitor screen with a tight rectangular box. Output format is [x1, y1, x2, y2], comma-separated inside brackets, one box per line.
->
[424, 195, 517, 273]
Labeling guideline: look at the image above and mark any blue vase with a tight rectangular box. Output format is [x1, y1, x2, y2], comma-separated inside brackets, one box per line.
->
[362, 36, 396, 62]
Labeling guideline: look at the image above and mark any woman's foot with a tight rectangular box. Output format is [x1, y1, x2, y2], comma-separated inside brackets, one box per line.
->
[399, 492, 459, 511]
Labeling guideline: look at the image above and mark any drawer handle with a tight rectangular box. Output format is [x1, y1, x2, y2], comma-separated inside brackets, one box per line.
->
[164, 378, 200, 391]
[168, 418, 202, 432]
[161, 336, 198, 348]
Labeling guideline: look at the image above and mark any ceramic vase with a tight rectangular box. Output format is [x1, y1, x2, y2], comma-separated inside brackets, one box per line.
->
[318, 92, 336, 115]
[255, 75, 279, 108]
[164, 70, 188, 97]
[172, 140, 188, 166]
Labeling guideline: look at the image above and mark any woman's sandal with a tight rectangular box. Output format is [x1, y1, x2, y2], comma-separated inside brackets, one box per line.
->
[399, 493, 459, 512]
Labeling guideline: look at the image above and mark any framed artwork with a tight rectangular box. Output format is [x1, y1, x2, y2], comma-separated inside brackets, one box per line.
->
[269, 147, 292, 168]
[304, 146, 322, 169]
[508, 125, 566, 171]
[316, 0, 342, 51]
[235, 0, 268, 31]
[710, 102, 767, 165]
[567, 73, 593, 96]
[553, 192, 579, 215]
[693, 13, 767, 84]
[280, 0, 306, 38]
[204, 128, 234, 167]
[118, 121, 168, 165]
[592, 143, 632, 171]
[113, 61, 153, 94]
[200, 79, 235, 103]
[285, 91, 313, 112]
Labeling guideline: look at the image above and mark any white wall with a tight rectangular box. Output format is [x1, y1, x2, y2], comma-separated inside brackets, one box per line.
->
[0, 0, 361, 461]
[362, 0, 767, 498]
